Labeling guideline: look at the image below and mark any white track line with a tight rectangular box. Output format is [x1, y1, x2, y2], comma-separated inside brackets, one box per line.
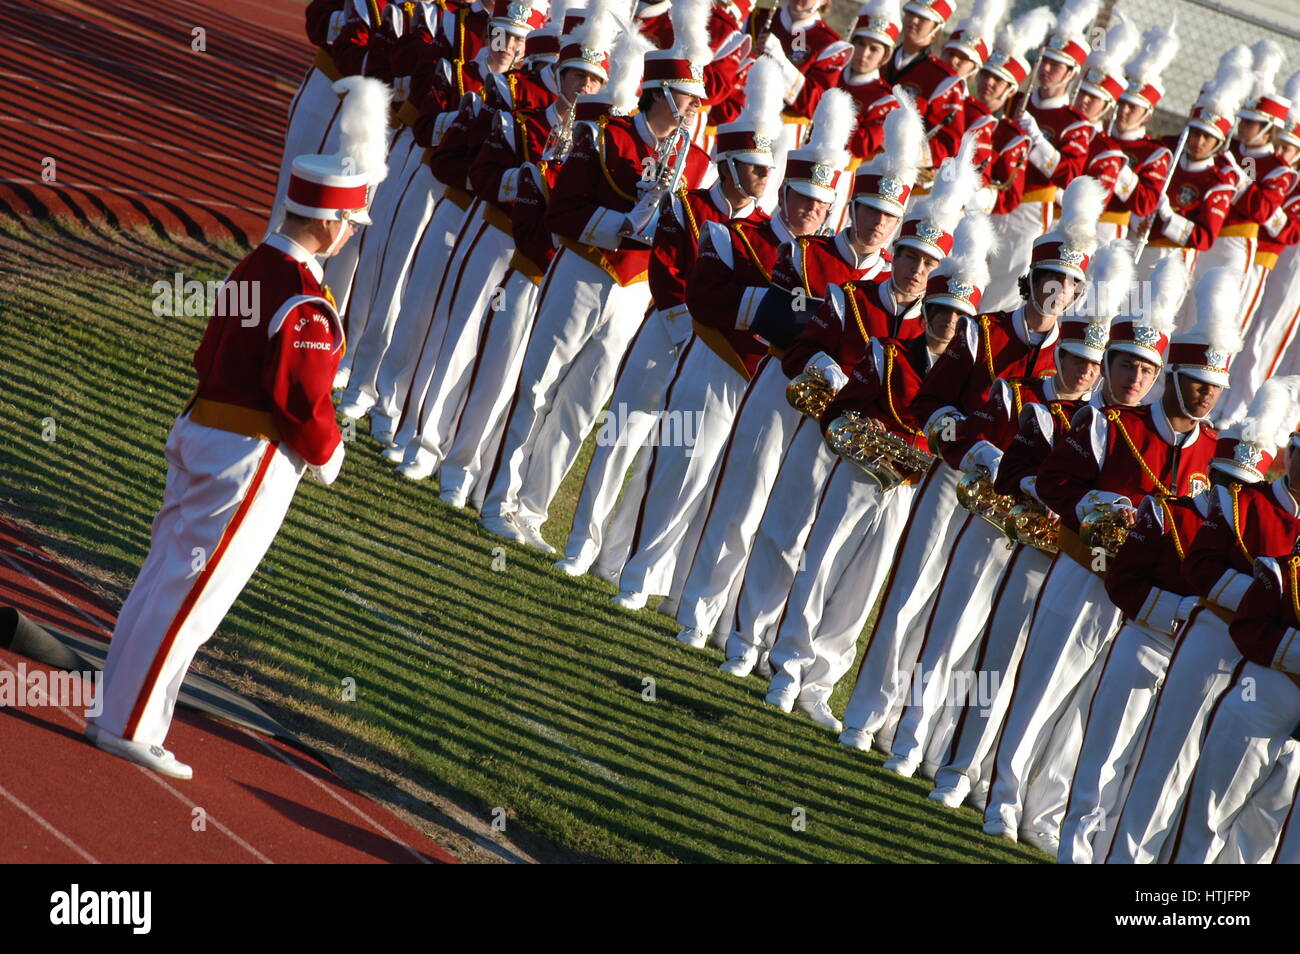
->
[0, 550, 115, 638]
[239, 729, 434, 865]
[0, 657, 272, 864]
[0, 781, 101, 864]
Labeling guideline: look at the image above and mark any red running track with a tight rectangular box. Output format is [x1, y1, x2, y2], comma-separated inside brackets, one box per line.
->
[0, 0, 309, 243]
[0, 518, 458, 864]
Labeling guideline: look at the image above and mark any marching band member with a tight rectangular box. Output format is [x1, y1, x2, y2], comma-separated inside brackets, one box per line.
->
[882, 0, 966, 140]
[669, 90, 894, 633]
[480, 24, 714, 552]
[87, 79, 389, 778]
[392, 2, 613, 481]
[928, 267, 1179, 810]
[440, 29, 655, 512]
[560, 57, 785, 579]
[924, 0, 1011, 178]
[836, 176, 1102, 757]
[982, 0, 1096, 312]
[724, 136, 975, 694]
[1061, 376, 1300, 864]
[984, 266, 1239, 853]
[837, 0, 903, 163]
[1221, 49, 1300, 416]
[882, 242, 1125, 782]
[1255, 84, 1300, 380]
[1131, 48, 1251, 282]
[761, 211, 995, 729]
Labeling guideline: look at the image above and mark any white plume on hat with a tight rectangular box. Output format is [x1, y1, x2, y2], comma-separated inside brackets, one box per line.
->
[1250, 38, 1286, 100]
[934, 210, 998, 290]
[1136, 253, 1188, 338]
[1083, 10, 1140, 79]
[803, 88, 860, 169]
[1057, 175, 1107, 256]
[546, 0, 571, 30]
[1184, 267, 1246, 354]
[607, 27, 656, 112]
[1052, 0, 1099, 44]
[911, 133, 982, 233]
[992, 5, 1053, 61]
[333, 77, 392, 185]
[1084, 239, 1136, 323]
[1125, 19, 1180, 90]
[670, 0, 713, 64]
[1197, 45, 1255, 119]
[570, 0, 618, 52]
[1286, 69, 1300, 107]
[862, 88, 924, 181]
[738, 56, 786, 140]
[857, 0, 903, 26]
[954, 0, 1009, 46]
[1234, 375, 1300, 448]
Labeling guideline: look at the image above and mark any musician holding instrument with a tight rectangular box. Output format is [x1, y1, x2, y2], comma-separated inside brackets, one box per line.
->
[480, 23, 713, 551]
[837, 0, 903, 164]
[984, 263, 1233, 854]
[1064, 377, 1300, 865]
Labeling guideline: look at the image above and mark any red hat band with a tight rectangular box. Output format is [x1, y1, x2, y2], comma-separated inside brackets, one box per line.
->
[854, 14, 901, 45]
[897, 217, 954, 258]
[287, 175, 368, 213]
[923, 271, 982, 315]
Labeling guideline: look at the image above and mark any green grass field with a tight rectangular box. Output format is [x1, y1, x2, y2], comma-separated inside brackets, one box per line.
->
[0, 215, 1043, 863]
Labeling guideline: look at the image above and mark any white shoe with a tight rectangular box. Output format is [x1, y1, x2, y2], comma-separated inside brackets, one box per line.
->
[332, 367, 351, 391]
[883, 754, 919, 778]
[590, 563, 620, 584]
[481, 513, 528, 544]
[515, 519, 556, 555]
[982, 819, 1018, 842]
[755, 650, 774, 678]
[718, 652, 757, 677]
[919, 761, 939, 781]
[1020, 828, 1059, 855]
[612, 589, 647, 610]
[439, 487, 468, 508]
[380, 443, 406, 463]
[928, 778, 970, 808]
[796, 697, 843, 733]
[839, 728, 874, 751]
[397, 456, 436, 480]
[337, 399, 369, 420]
[91, 726, 193, 780]
[676, 628, 708, 649]
[765, 686, 798, 713]
[553, 556, 589, 577]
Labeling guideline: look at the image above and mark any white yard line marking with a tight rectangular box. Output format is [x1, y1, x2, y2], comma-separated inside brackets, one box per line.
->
[0, 782, 100, 864]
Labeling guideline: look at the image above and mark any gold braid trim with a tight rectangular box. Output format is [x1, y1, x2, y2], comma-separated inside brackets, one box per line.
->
[1104, 408, 1173, 498]
[597, 125, 636, 202]
[798, 238, 813, 297]
[884, 344, 922, 437]
[1048, 400, 1070, 432]
[1230, 482, 1252, 564]
[979, 315, 996, 387]
[1009, 379, 1023, 418]
[676, 187, 701, 242]
[1157, 497, 1187, 560]
[842, 282, 868, 343]
[1290, 556, 1300, 627]
[729, 222, 772, 282]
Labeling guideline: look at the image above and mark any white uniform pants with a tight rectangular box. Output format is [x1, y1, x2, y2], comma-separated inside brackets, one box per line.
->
[1058, 619, 1175, 864]
[673, 358, 803, 639]
[93, 416, 305, 747]
[1224, 260, 1287, 421]
[983, 200, 1053, 313]
[840, 464, 964, 745]
[984, 556, 1122, 837]
[406, 215, 516, 465]
[605, 344, 748, 592]
[723, 419, 839, 659]
[1219, 740, 1300, 864]
[1185, 233, 1255, 325]
[440, 270, 541, 507]
[889, 516, 1018, 768]
[1173, 663, 1300, 864]
[563, 312, 685, 574]
[1104, 609, 1242, 863]
[1270, 246, 1300, 378]
[767, 464, 915, 704]
[933, 544, 1052, 805]
[483, 250, 652, 527]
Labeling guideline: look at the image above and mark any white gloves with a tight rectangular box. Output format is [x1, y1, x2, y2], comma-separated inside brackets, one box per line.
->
[960, 440, 1004, 482]
[763, 36, 804, 101]
[1156, 193, 1174, 220]
[1113, 163, 1138, 201]
[310, 441, 346, 486]
[805, 352, 849, 392]
[1017, 112, 1043, 144]
[971, 185, 996, 214]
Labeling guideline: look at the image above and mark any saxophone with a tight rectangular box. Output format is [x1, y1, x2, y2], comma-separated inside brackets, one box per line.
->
[1080, 501, 1133, 558]
[1002, 499, 1060, 554]
[786, 367, 836, 419]
[620, 108, 692, 245]
[956, 467, 1019, 547]
[540, 105, 575, 161]
[824, 411, 935, 491]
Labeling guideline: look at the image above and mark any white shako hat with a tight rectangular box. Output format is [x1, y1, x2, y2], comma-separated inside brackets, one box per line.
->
[851, 88, 924, 215]
[1166, 267, 1245, 387]
[285, 77, 391, 225]
[715, 57, 786, 168]
[983, 6, 1053, 86]
[1119, 20, 1180, 111]
[784, 88, 858, 203]
[641, 0, 711, 99]
[556, 0, 618, 82]
[1040, 0, 1099, 70]
[575, 24, 654, 119]
[1189, 45, 1254, 141]
[853, 0, 903, 49]
[943, 0, 1009, 68]
[1078, 11, 1141, 105]
[1030, 175, 1106, 280]
[1059, 238, 1135, 363]
[923, 211, 998, 316]
[1238, 39, 1291, 129]
[1212, 376, 1300, 483]
[490, 0, 550, 38]
[1106, 251, 1185, 368]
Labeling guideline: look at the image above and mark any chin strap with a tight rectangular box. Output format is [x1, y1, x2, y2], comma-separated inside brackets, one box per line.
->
[1169, 369, 1212, 423]
[320, 219, 353, 260]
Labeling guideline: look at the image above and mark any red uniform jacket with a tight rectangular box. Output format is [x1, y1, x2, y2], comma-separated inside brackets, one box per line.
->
[753, 8, 851, 122]
[1105, 492, 1211, 635]
[782, 275, 923, 377]
[414, 53, 490, 149]
[1260, 190, 1300, 266]
[823, 333, 935, 451]
[994, 393, 1088, 499]
[941, 374, 1067, 471]
[190, 235, 343, 466]
[1182, 478, 1300, 616]
[1022, 91, 1094, 200]
[468, 101, 557, 231]
[748, 231, 890, 352]
[1080, 127, 1130, 207]
[650, 184, 753, 318]
[837, 71, 899, 162]
[913, 308, 1061, 441]
[1223, 143, 1298, 240]
[508, 158, 561, 283]
[1148, 151, 1236, 251]
[1106, 128, 1171, 222]
[688, 212, 788, 379]
[883, 49, 966, 143]
[1228, 556, 1300, 673]
[545, 113, 712, 286]
[306, 0, 348, 46]
[1036, 402, 1216, 535]
[639, 2, 748, 110]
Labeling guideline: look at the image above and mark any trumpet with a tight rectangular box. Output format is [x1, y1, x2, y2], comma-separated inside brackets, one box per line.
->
[786, 368, 836, 419]
[540, 106, 575, 161]
[956, 467, 1019, 547]
[620, 108, 692, 245]
[824, 411, 935, 491]
[1080, 502, 1134, 558]
[1002, 499, 1060, 555]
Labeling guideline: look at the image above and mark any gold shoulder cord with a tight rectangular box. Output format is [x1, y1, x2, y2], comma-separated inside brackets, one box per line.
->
[597, 125, 636, 202]
[1157, 496, 1187, 560]
[979, 315, 996, 386]
[676, 188, 701, 242]
[515, 113, 530, 163]
[842, 282, 867, 341]
[799, 238, 813, 297]
[1230, 482, 1252, 563]
[1009, 379, 1023, 418]
[1291, 556, 1300, 626]
[1048, 400, 1070, 431]
[730, 222, 772, 282]
[1103, 408, 1173, 498]
[883, 344, 922, 436]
